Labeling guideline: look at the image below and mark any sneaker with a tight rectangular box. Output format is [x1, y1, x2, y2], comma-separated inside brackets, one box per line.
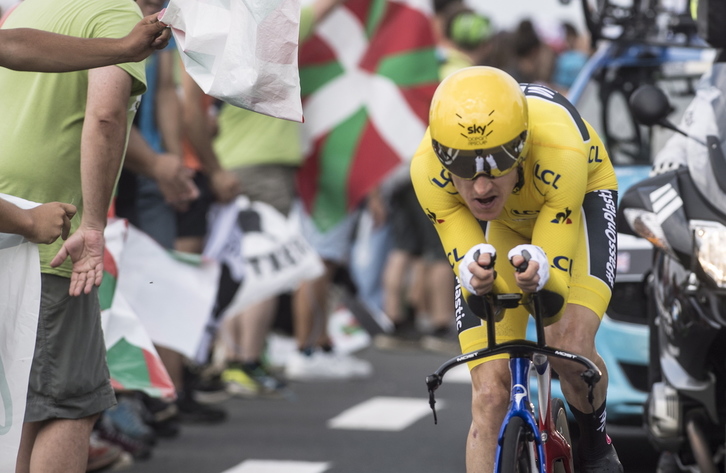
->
[321, 351, 373, 379]
[108, 451, 134, 471]
[192, 372, 233, 404]
[176, 393, 227, 424]
[140, 394, 180, 439]
[222, 362, 287, 398]
[420, 326, 460, 355]
[579, 443, 624, 473]
[184, 364, 232, 405]
[103, 395, 156, 446]
[373, 322, 422, 351]
[285, 350, 372, 381]
[87, 432, 122, 472]
[96, 416, 153, 460]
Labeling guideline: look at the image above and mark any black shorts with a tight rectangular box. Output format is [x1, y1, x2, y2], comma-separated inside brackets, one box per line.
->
[390, 182, 446, 261]
[177, 171, 214, 238]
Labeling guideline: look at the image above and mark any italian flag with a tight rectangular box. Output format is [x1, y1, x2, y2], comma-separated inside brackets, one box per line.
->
[297, 0, 439, 231]
[101, 220, 176, 400]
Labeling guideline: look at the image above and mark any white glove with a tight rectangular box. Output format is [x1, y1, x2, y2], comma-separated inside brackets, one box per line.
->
[508, 244, 549, 292]
[458, 243, 496, 295]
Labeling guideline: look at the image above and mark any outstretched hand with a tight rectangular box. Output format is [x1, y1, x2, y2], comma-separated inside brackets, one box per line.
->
[50, 227, 105, 296]
[122, 11, 172, 63]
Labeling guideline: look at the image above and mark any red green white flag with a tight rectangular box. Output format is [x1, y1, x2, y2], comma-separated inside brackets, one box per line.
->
[297, 0, 439, 231]
[100, 220, 176, 400]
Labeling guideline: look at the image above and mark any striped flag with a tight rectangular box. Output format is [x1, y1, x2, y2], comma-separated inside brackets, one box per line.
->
[101, 220, 176, 400]
[297, 0, 439, 231]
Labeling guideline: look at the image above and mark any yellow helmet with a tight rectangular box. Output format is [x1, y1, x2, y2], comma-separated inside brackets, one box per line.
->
[430, 66, 529, 179]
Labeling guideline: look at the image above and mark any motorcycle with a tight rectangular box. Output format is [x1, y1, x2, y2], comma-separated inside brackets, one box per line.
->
[618, 63, 726, 473]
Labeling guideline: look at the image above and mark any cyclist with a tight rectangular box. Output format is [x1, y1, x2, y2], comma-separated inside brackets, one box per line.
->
[410, 66, 623, 473]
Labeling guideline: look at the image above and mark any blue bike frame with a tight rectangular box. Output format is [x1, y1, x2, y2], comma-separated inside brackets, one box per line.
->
[493, 356, 547, 472]
[426, 293, 601, 473]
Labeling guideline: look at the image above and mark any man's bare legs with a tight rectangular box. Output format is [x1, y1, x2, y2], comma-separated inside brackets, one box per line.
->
[465, 303, 610, 472]
[425, 261, 456, 330]
[220, 297, 286, 396]
[417, 260, 458, 353]
[223, 299, 278, 364]
[466, 359, 510, 472]
[546, 304, 608, 412]
[382, 249, 412, 325]
[293, 261, 336, 351]
[286, 260, 372, 380]
[16, 415, 98, 473]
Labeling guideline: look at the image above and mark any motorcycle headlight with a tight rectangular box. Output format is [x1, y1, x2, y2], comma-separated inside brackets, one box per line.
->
[691, 220, 726, 288]
[623, 208, 673, 253]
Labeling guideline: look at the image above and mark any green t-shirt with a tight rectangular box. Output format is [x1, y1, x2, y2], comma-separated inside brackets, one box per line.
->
[0, 0, 146, 277]
[213, 6, 316, 170]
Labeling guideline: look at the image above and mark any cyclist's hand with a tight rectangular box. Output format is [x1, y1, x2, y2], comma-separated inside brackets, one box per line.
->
[459, 243, 497, 295]
[508, 244, 549, 292]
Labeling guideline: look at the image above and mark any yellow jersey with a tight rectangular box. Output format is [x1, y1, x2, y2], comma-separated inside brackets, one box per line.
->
[411, 84, 618, 319]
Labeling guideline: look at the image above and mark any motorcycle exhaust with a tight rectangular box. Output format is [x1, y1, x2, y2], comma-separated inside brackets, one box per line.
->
[647, 382, 680, 439]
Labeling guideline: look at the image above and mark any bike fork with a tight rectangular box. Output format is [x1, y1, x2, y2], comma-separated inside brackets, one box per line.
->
[494, 357, 546, 472]
[533, 353, 573, 473]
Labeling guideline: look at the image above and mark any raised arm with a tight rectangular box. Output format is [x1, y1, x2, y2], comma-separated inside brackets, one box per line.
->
[0, 12, 170, 72]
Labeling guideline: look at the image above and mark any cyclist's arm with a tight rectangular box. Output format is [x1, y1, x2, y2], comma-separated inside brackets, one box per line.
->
[529, 145, 588, 314]
[410, 130, 512, 301]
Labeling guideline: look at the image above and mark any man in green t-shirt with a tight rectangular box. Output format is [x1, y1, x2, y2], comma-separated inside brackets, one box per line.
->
[0, 1, 148, 471]
[0, 11, 169, 246]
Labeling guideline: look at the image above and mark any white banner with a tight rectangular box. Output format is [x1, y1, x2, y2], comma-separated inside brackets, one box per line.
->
[115, 225, 220, 360]
[204, 196, 325, 321]
[0, 195, 41, 472]
[161, 0, 303, 122]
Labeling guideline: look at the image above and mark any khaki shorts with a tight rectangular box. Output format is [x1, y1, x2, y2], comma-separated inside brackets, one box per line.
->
[25, 274, 116, 422]
[231, 164, 298, 216]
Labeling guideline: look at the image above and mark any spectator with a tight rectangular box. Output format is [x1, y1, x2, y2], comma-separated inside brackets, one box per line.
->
[511, 19, 557, 85]
[551, 21, 590, 92]
[0, 199, 76, 244]
[0, 0, 149, 471]
[438, 4, 495, 78]
[111, 0, 224, 454]
[0, 11, 169, 72]
[284, 0, 374, 382]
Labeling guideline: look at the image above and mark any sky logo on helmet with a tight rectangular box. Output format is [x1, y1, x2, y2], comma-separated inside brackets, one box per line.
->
[466, 123, 489, 135]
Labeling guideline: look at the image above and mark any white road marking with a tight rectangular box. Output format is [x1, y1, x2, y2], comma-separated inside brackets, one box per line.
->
[327, 396, 444, 431]
[221, 460, 331, 473]
[444, 363, 472, 384]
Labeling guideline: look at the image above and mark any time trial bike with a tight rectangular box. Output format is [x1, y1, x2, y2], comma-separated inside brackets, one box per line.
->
[425, 259, 602, 473]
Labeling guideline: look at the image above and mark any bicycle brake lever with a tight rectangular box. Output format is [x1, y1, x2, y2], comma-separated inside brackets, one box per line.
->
[513, 249, 532, 273]
[473, 249, 496, 270]
[581, 368, 601, 386]
[425, 374, 441, 424]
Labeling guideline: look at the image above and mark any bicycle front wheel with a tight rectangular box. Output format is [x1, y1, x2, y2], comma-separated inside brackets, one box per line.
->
[500, 416, 538, 473]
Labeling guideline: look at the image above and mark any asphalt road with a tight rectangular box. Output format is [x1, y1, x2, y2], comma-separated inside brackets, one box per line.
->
[119, 336, 659, 473]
